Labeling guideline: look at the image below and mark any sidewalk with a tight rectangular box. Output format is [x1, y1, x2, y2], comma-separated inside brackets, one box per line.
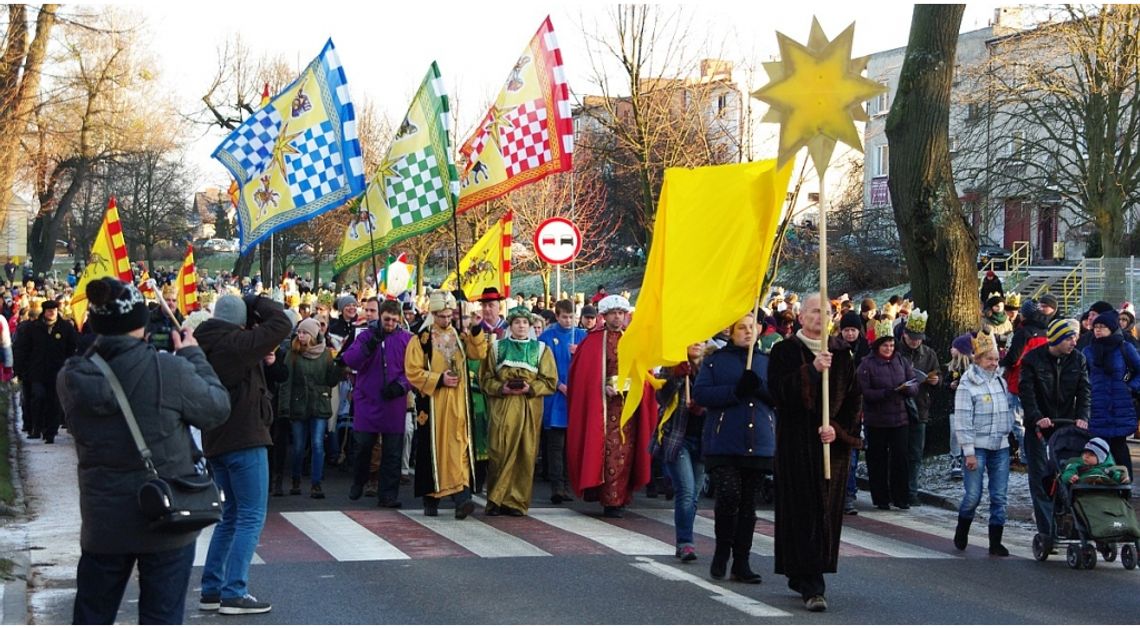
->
[0, 419, 82, 624]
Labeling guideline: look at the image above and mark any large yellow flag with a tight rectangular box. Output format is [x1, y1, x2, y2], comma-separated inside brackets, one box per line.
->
[441, 211, 513, 297]
[175, 245, 199, 316]
[618, 160, 794, 423]
[72, 197, 134, 328]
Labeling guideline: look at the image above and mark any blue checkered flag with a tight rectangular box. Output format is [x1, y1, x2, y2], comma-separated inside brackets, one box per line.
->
[213, 39, 365, 255]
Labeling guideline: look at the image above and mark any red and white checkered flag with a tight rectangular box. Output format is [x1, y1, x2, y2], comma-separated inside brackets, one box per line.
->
[500, 100, 551, 177]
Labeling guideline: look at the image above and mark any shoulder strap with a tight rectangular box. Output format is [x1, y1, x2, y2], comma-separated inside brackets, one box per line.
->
[89, 353, 158, 477]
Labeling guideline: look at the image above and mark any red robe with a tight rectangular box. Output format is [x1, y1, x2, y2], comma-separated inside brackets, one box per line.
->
[565, 327, 652, 505]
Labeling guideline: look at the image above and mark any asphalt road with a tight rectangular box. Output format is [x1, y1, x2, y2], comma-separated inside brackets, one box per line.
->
[28, 459, 1140, 625]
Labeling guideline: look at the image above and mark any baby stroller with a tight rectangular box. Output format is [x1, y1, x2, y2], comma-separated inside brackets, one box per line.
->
[1031, 421, 1140, 570]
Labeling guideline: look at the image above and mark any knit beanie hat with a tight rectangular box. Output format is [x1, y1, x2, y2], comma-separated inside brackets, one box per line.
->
[839, 311, 863, 331]
[1093, 310, 1121, 333]
[296, 317, 321, 339]
[85, 278, 150, 335]
[985, 293, 1004, 310]
[1085, 437, 1110, 464]
[1019, 298, 1039, 320]
[1089, 301, 1114, 316]
[1039, 293, 1059, 310]
[213, 294, 248, 327]
[1047, 318, 1080, 346]
[951, 333, 975, 356]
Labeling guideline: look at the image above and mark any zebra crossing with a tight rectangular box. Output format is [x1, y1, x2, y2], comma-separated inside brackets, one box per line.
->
[191, 504, 1019, 567]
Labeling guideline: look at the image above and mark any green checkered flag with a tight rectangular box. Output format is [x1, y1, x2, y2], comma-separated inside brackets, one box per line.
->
[334, 62, 458, 274]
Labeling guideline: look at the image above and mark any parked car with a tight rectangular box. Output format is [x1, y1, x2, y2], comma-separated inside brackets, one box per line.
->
[200, 238, 238, 254]
[977, 240, 1012, 269]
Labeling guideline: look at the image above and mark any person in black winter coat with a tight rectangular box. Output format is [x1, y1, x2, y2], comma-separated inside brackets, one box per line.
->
[13, 300, 79, 442]
[59, 278, 231, 624]
[692, 312, 775, 585]
[980, 270, 1003, 306]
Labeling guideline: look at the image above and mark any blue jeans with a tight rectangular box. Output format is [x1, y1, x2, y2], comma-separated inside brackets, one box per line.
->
[662, 437, 704, 548]
[73, 543, 195, 624]
[958, 447, 1009, 526]
[291, 418, 325, 484]
[202, 447, 269, 600]
[1023, 425, 1054, 535]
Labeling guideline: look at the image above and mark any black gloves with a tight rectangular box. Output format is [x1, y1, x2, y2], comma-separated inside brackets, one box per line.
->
[365, 329, 383, 353]
[470, 323, 483, 336]
[381, 381, 405, 400]
[734, 370, 762, 399]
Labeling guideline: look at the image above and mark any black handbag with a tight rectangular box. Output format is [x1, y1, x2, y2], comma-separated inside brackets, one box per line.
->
[90, 353, 224, 534]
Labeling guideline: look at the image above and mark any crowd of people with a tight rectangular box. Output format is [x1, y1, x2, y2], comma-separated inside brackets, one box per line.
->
[6, 255, 1140, 621]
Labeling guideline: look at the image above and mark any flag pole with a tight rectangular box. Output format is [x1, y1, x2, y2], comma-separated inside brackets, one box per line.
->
[451, 210, 462, 294]
[366, 214, 379, 288]
[818, 166, 831, 480]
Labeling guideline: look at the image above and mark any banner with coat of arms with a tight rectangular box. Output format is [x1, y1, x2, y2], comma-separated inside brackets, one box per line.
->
[72, 197, 134, 328]
[441, 210, 513, 298]
[213, 39, 365, 255]
[332, 62, 458, 275]
[456, 17, 573, 213]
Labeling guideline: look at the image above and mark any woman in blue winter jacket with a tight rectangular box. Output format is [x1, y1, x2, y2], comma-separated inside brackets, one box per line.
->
[693, 312, 776, 584]
[1081, 310, 1140, 480]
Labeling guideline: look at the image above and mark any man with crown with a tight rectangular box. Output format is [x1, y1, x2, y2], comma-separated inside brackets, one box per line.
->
[404, 289, 488, 518]
[895, 309, 941, 507]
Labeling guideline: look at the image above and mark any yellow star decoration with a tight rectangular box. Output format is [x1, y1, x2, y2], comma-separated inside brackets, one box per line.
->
[268, 122, 303, 179]
[751, 18, 887, 175]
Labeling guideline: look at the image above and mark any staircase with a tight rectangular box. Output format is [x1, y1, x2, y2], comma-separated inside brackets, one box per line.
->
[1010, 257, 1104, 316]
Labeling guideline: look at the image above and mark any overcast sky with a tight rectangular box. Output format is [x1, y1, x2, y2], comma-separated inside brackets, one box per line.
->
[127, 1, 1006, 187]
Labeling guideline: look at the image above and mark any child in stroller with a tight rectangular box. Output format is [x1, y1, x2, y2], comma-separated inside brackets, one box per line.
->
[1031, 423, 1140, 570]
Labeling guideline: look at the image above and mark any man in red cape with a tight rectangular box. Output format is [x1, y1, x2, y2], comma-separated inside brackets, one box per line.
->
[566, 295, 652, 517]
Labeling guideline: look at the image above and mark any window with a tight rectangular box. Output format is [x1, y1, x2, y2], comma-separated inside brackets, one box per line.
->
[966, 102, 983, 121]
[808, 192, 820, 203]
[716, 94, 728, 117]
[875, 144, 890, 176]
[1004, 130, 1025, 158]
[870, 81, 890, 116]
[948, 136, 959, 153]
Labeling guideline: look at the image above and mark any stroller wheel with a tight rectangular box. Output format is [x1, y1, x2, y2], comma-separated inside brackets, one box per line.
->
[1081, 544, 1098, 570]
[1067, 545, 1081, 569]
[1097, 542, 1117, 563]
[1122, 543, 1138, 570]
[1032, 534, 1051, 562]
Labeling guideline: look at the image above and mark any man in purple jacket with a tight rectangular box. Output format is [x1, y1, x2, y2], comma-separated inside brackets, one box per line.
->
[342, 300, 413, 507]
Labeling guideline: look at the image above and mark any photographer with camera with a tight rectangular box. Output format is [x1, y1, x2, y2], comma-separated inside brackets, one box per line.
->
[60, 278, 231, 624]
[341, 299, 413, 507]
[193, 292, 291, 615]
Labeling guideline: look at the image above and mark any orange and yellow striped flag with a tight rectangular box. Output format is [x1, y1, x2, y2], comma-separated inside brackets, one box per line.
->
[72, 197, 134, 329]
[175, 245, 199, 316]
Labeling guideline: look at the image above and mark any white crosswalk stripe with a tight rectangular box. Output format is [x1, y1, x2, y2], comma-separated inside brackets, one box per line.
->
[529, 510, 676, 555]
[754, 512, 955, 559]
[630, 508, 776, 555]
[630, 557, 791, 618]
[193, 525, 265, 567]
[855, 509, 1038, 560]
[281, 511, 410, 561]
[399, 510, 551, 558]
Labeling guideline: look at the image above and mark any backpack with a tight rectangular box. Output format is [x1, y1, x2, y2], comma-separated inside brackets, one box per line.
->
[1006, 334, 1047, 395]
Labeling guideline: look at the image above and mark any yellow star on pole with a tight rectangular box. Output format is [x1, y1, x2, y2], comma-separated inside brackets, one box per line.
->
[751, 18, 887, 175]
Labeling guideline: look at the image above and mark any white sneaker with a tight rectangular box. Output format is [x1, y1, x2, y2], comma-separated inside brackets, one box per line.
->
[218, 594, 272, 615]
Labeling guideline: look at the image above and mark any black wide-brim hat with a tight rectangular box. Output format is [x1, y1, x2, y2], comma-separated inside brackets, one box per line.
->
[477, 287, 504, 302]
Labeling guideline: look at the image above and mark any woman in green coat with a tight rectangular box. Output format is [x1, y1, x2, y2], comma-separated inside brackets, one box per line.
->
[279, 318, 341, 498]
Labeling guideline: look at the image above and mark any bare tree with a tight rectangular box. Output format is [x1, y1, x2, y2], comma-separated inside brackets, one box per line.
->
[954, 4, 1140, 259]
[579, 5, 741, 247]
[885, 4, 978, 350]
[0, 4, 58, 236]
[109, 150, 193, 269]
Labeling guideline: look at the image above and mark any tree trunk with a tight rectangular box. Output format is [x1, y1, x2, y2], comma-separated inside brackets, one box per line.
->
[0, 5, 58, 235]
[31, 160, 89, 274]
[885, 5, 978, 351]
[233, 245, 256, 280]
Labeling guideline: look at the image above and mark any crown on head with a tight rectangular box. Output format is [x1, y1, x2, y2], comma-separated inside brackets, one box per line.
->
[873, 318, 894, 340]
[906, 308, 928, 334]
[972, 330, 998, 356]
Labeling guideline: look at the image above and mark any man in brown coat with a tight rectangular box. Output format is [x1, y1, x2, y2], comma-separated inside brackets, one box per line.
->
[768, 294, 862, 613]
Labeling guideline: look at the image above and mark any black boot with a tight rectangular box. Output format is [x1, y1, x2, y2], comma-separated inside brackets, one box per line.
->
[988, 525, 1009, 557]
[710, 542, 731, 580]
[954, 517, 972, 550]
[730, 514, 761, 583]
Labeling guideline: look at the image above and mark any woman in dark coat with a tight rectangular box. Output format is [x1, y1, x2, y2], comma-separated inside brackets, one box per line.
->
[1081, 311, 1140, 479]
[768, 294, 862, 613]
[856, 320, 919, 510]
[692, 314, 776, 583]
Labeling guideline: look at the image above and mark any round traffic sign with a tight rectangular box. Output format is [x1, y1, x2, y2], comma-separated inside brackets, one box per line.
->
[533, 217, 582, 265]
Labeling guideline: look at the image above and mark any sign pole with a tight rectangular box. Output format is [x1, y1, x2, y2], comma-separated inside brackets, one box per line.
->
[556, 264, 562, 303]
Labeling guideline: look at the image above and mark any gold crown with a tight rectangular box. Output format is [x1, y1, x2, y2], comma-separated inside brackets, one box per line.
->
[300, 293, 316, 306]
[316, 291, 334, 306]
[972, 330, 998, 356]
[1005, 293, 1022, 308]
[873, 318, 894, 340]
[906, 309, 928, 334]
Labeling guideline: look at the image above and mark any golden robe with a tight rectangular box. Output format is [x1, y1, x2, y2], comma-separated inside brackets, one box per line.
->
[406, 325, 488, 499]
[479, 338, 558, 513]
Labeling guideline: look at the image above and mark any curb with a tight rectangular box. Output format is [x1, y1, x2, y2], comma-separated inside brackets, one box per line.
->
[1, 553, 28, 625]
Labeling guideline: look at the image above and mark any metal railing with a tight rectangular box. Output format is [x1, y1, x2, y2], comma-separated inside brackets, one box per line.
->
[979, 240, 1031, 286]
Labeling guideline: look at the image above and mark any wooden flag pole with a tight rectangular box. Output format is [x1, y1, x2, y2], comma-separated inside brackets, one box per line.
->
[818, 167, 831, 480]
[745, 295, 761, 370]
